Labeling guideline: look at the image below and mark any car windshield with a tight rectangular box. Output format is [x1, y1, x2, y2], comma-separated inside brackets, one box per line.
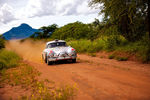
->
[48, 42, 67, 48]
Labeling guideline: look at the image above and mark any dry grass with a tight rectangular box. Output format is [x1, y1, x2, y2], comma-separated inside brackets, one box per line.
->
[0, 62, 77, 100]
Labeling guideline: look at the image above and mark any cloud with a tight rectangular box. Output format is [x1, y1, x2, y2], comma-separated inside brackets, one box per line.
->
[17, 0, 99, 18]
[0, 3, 16, 24]
[0, 0, 99, 23]
[0, 0, 100, 31]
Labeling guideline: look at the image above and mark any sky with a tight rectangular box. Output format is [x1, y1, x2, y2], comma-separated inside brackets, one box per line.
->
[0, 0, 102, 34]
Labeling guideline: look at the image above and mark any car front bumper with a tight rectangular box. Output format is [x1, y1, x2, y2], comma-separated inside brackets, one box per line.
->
[47, 56, 76, 61]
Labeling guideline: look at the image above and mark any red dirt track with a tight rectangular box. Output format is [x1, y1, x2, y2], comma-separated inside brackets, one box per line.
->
[2, 40, 150, 100]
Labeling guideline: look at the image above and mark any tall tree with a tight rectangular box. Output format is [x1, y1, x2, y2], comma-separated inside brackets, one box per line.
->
[39, 24, 58, 38]
[89, 0, 149, 41]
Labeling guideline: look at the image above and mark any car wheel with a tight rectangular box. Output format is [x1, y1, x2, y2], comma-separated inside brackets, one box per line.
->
[42, 54, 44, 61]
[47, 57, 53, 65]
[45, 54, 47, 63]
[72, 59, 76, 63]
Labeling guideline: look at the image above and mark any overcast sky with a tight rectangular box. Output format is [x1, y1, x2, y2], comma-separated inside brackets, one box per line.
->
[0, 0, 102, 34]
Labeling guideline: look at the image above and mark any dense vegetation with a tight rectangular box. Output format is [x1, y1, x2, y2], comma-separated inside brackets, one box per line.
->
[30, 24, 58, 39]
[0, 35, 21, 70]
[0, 50, 21, 70]
[51, 21, 98, 41]
[89, 0, 149, 41]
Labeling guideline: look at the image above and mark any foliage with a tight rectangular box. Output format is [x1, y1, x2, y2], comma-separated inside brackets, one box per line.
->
[108, 54, 115, 59]
[51, 21, 97, 41]
[0, 63, 40, 87]
[69, 35, 150, 62]
[108, 54, 128, 61]
[89, 0, 149, 41]
[0, 50, 21, 70]
[30, 24, 58, 39]
[114, 35, 150, 62]
[68, 35, 127, 53]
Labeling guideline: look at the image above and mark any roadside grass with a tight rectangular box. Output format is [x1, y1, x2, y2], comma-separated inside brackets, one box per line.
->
[0, 49, 21, 70]
[0, 49, 77, 100]
[108, 54, 115, 59]
[0, 63, 40, 88]
[87, 53, 96, 57]
[0, 63, 77, 100]
[68, 35, 150, 63]
[108, 53, 128, 61]
[21, 83, 77, 100]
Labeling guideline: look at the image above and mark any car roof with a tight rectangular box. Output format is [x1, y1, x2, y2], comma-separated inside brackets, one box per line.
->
[46, 40, 66, 45]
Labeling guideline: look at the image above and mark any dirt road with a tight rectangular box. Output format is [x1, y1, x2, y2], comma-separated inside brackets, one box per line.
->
[5, 40, 150, 100]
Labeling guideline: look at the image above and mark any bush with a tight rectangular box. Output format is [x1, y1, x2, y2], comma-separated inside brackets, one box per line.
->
[115, 56, 128, 61]
[68, 39, 90, 53]
[68, 35, 128, 53]
[108, 54, 115, 59]
[115, 37, 150, 62]
[68, 36, 150, 62]
[137, 38, 150, 63]
[0, 50, 21, 70]
[101, 35, 128, 51]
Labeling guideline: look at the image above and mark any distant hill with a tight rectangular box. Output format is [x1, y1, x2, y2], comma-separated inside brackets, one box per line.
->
[2, 23, 38, 40]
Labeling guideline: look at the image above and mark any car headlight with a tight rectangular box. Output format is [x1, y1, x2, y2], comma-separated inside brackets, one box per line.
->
[68, 48, 76, 56]
[48, 50, 57, 57]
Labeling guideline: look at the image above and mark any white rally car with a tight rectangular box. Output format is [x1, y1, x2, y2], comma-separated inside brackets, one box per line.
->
[42, 40, 77, 65]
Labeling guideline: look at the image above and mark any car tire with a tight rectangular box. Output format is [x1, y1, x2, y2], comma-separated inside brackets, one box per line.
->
[72, 59, 76, 63]
[45, 54, 47, 63]
[42, 54, 44, 61]
[47, 57, 53, 65]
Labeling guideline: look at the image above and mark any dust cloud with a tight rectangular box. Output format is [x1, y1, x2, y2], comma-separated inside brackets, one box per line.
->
[6, 39, 46, 63]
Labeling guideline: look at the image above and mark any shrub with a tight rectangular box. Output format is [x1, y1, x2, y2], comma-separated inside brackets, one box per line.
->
[137, 38, 150, 63]
[0, 50, 21, 70]
[68, 35, 128, 53]
[115, 56, 128, 61]
[68, 39, 91, 53]
[108, 54, 115, 59]
[115, 37, 150, 63]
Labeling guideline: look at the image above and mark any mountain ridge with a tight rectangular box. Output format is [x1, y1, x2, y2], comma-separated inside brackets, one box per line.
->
[2, 23, 38, 40]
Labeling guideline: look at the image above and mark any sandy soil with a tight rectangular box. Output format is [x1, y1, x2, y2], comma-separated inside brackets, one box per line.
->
[1, 40, 150, 100]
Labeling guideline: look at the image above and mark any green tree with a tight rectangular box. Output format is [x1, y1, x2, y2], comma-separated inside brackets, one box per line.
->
[30, 24, 58, 39]
[89, 0, 149, 41]
[40, 24, 58, 38]
[51, 21, 96, 40]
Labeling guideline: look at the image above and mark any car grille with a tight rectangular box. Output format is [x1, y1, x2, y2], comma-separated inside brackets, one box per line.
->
[59, 53, 68, 57]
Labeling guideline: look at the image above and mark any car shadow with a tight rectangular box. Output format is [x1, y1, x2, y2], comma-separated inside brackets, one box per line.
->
[48, 60, 80, 66]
